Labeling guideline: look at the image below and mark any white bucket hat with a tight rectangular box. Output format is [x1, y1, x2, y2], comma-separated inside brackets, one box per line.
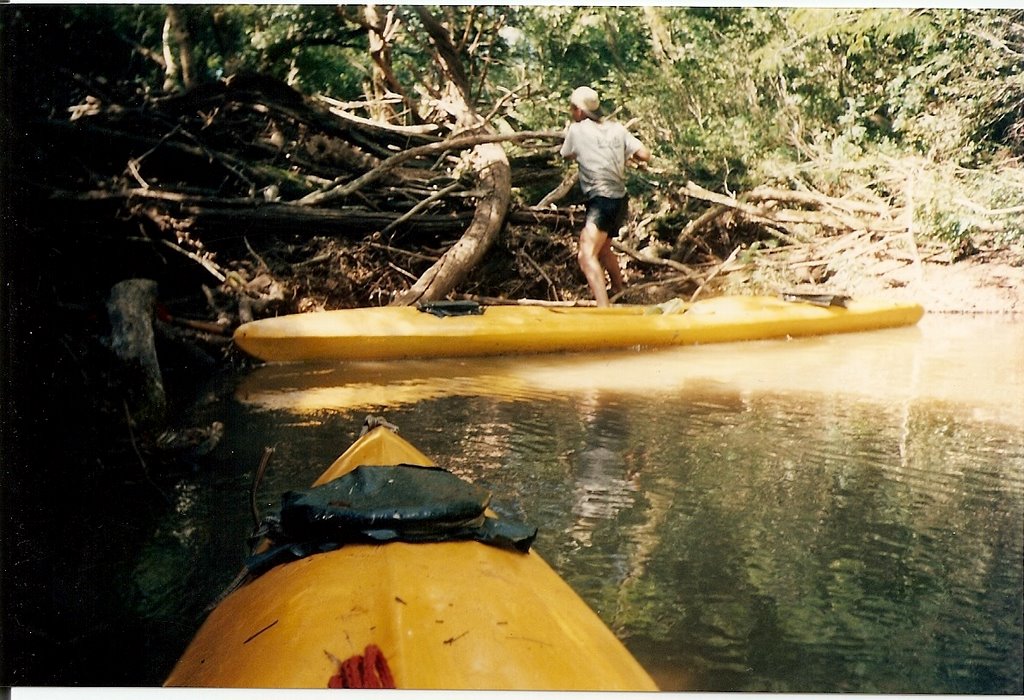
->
[570, 86, 602, 119]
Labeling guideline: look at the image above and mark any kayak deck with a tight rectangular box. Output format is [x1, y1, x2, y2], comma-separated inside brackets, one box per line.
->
[164, 425, 659, 690]
[233, 295, 925, 362]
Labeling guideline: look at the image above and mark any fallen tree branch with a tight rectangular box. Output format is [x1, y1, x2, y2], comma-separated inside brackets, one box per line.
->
[59, 183, 588, 244]
[690, 245, 741, 302]
[391, 141, 511, 305]
[456, 294, 595, 307]
[365, 240, 441, 262]
[297, 129, 560, 206]
[58, 188, 479, 238]
[745, 186, 890, 217]
[681, 181, 891, 236]
[517, 249, 561, 301]
[45, 119, 260, 188]
[317, 94, 442, 138]
[955, 196, 1024, 217]
[378, 180, 464, 237]
[533, 169, 579, 208]
[674, 204, 725, 254]
[160, 239, 226, 282]
[508, 207, 580, 228]
[612, 239, 698, 278]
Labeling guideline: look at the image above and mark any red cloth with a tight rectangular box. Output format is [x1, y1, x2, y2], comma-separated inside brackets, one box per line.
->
[329, 644, 395, 688]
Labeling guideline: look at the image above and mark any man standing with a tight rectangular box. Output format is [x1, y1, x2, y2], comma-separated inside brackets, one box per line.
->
[560, 86, 651, 306]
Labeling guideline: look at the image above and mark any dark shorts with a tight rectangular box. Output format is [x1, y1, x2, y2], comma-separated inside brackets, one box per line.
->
[585, 196, 629, 237]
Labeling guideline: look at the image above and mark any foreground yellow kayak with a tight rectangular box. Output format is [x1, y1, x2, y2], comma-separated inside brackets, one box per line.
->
[233, 295, 925, 362]
[165, 421, 659, 690]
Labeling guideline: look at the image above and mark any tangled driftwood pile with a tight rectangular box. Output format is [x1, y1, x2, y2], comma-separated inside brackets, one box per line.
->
[43, 70, 982, 330]
[48, 73, 574, 316]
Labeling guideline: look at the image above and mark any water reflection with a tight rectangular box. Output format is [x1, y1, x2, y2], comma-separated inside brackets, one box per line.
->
[567, 394, 640, 548]
[154, 317, 1022, 693]
[235, 316, 1024, 428]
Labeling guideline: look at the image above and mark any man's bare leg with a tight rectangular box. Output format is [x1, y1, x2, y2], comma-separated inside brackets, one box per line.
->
[578, 223, 611, 306]
[599, 236, 625, 297]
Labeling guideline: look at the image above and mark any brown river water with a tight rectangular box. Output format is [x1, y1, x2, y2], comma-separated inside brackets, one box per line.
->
[82, 315, 1024, 691]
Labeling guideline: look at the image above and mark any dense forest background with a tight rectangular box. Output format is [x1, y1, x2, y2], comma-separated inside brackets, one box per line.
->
[3, 6, 1023, 317]
[1, 4, 1023, 687]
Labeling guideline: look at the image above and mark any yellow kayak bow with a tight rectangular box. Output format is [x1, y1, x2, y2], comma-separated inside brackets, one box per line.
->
[165, 422, 659, 690]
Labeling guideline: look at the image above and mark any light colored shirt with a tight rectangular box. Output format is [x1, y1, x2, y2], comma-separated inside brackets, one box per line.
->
[560, 119, 644, 199]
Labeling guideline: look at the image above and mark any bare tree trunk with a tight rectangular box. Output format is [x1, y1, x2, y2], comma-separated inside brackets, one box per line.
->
[415, 8, 472, 98]
[363, 5, 415, 122]
[392, 8, 512, 305]
[163, 5, 195, 91]
[161, 13, 179, 91]
[393, 143, 511, 304]
[643, 6, 682, 64]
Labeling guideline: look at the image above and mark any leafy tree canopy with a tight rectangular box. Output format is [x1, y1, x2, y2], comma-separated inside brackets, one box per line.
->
[6, 4, 1023, 248]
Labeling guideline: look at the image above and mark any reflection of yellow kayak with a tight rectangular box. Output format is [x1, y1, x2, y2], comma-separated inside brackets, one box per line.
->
[165, 423, 659, 690]
[233, 295, 925, 362]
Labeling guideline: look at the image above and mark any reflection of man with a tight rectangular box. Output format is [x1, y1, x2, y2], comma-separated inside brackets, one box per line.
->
[568, 393, 639, 547]
[561, 85, 651, 306]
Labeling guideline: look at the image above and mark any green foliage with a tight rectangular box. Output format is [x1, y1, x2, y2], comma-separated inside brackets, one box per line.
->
[770, 9, 1024, 164]
[18, 4, 1024, 246]
[907, 162, 1024, 245]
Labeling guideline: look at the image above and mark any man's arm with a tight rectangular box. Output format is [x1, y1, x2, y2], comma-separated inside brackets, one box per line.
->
[631, 144, 651, 164]
[560, 123, 576, 160]
[624, 128, 650, 165]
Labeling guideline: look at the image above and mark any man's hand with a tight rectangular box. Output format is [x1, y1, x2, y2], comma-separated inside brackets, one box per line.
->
[629, 146, 651, 170]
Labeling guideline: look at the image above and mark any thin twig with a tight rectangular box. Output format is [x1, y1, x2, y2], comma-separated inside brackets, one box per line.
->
[387, 261, 418, 281]
[482, 81, 528, 124]
[518, 250, 561, 301]
[365, 240, 440, 262]
[126, 124, 183, 189]
[161, 239, 227, 282]
[379, 181, 463, 237]
[690, 245, 741, 302]
[122, 400, 171, 505]
[613, 240, 697, 277]
[244, 237, 271, 272]
[250, 446, 275, 529]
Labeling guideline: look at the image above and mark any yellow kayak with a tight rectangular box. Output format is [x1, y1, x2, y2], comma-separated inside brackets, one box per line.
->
[233, 295, 925, 362]
[164, 421, 659, 690]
